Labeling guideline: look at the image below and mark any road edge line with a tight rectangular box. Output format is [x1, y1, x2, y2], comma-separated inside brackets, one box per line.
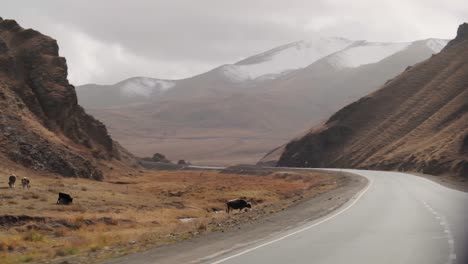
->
[208, 172, 373, 264]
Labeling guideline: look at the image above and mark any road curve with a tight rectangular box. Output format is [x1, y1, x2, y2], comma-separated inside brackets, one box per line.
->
[205, 169, 468, 264]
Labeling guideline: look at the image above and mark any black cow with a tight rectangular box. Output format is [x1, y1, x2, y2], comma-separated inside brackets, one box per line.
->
[226, 199, 251, 214]
[57, 192, 73, 205]
[8, 175, 17, 190]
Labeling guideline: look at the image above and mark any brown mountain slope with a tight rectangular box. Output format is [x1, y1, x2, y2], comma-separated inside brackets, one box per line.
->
[277, 23, 468, 177]
[0, 18, 135, 179]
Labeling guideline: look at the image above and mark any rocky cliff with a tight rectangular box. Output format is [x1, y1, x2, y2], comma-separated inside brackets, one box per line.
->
[0, 18, 134, 179]
[277, 23, 468, 177]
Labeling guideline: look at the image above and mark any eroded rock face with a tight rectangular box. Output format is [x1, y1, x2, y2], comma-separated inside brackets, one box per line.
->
[277, 125, 353, 168]
[455, 23, 468, 41]
[0, 18, 132, 179]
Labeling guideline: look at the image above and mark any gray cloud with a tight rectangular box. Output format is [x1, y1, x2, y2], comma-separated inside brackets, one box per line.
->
[2, 0, 467, 85]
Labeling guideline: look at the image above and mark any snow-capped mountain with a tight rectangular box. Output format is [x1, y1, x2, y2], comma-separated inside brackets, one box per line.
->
[325, 38, 447, 70]
[77, 77, 176, 108]
[326, 41, 411, 69]
[76, 36, 449, 165]
[119, 77, 175, 97]
[221, 37, 354, 81]
[424, 38, 449, 52]
[220, 38, 449, 81]
[77, 37, 449, 108]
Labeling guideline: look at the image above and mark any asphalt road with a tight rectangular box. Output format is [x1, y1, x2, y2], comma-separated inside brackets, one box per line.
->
[205, 169, 468, 264]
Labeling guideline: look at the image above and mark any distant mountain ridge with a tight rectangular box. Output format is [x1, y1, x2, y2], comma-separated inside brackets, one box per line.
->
[77, 37, 447, 108]
[76, 36, 449, 165]
[78, 77, 175, 108]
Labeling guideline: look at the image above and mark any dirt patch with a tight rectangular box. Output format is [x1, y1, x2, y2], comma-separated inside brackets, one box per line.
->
[0, 215, 133, 230]
[0, 215, 46, 227]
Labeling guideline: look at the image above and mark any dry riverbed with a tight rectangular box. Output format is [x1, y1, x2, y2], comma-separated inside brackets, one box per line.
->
[0, 167, 343, 264]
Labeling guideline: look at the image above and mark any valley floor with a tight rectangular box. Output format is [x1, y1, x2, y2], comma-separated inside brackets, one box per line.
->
[0, 167, 345, 264]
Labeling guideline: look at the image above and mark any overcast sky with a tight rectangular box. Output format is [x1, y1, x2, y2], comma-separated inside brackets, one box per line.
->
[2, 0, 467, 85]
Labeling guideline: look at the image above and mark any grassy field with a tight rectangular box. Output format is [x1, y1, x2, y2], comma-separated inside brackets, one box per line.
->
[0, 167, 339, 264]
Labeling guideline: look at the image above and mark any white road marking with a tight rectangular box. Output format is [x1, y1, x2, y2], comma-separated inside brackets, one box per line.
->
[207, 177, 374, 264]
[421, 201, 456, 264]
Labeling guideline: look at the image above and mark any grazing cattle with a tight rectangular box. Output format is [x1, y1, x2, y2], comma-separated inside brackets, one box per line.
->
[21, 177, 30, 189]
[8, 175, 17, 190]
[226, 199, 251, 214]
[57, 192, 73, 205]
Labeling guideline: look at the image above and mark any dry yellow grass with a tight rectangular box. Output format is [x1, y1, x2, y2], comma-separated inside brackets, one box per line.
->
[0, 166, 337, 264]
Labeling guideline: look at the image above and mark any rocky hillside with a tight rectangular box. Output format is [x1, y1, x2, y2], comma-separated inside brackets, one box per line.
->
[277, 23, 468, 177]
[0, 18, 134, 179]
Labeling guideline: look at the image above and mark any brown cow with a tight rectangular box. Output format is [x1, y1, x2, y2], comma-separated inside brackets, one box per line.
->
[21, 177, 30, 189]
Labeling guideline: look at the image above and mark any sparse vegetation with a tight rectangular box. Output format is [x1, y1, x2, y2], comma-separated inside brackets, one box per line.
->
[55, 246, 79, 257]
[143, 152, 171, 163]
[22, 231, 44, 242]
[0, 167, 340, 264]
